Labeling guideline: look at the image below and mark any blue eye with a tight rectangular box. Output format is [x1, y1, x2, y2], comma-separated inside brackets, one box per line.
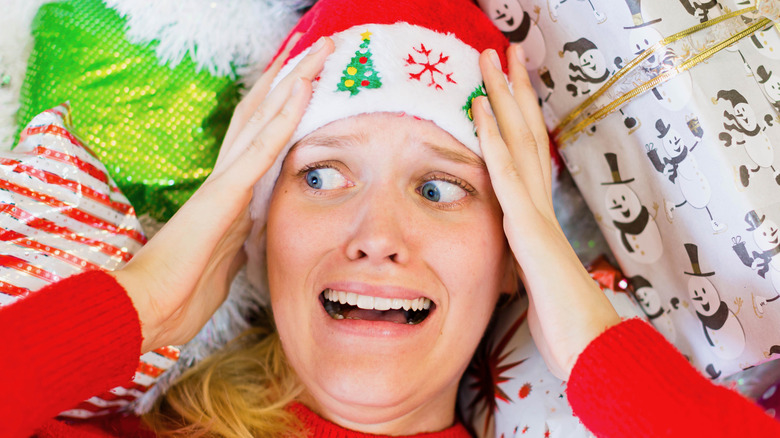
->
[419, 180, 467, 203]
[305, 168, 348, 190]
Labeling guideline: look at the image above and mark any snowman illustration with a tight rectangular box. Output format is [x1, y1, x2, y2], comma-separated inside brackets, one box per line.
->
[482, 0, 546, 70]
[756, 65, 780, 113]
[749, 21, 780, 61]
[646, 118, 725, 232]
[602, 152, 663, 263]
[629, 275, 677, 342]
[684, 243, 746, 362]
[548, 0, 606, 23]
[715, 89, 778, 187]
[562, 38, 610, 98]
[619, 9, 692, 111]
[733, 210, 780, 315]
[677, 0, 718, 23]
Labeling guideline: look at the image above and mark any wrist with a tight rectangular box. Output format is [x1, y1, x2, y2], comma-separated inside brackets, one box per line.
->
[108, 268, 162, 354]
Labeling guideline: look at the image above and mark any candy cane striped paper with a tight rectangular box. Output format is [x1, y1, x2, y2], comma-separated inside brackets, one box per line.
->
[0, 104, 179, 418]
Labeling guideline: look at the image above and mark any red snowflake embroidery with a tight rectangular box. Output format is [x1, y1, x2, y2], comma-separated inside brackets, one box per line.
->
[405, 43, 457, 90]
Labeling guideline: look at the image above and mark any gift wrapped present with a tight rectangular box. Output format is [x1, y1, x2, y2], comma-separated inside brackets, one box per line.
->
[0, 104, 179, 418]
[459, 257, 646, 438]
[477, 0, 780, 379]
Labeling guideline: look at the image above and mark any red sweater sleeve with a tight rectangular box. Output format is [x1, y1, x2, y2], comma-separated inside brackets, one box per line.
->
[567, 318, 780, 437]
[0, 270, 143, 438]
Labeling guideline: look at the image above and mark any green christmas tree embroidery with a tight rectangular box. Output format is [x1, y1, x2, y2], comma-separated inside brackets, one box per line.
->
[463, 83, 487, 122]
[337, 31, 382, 96]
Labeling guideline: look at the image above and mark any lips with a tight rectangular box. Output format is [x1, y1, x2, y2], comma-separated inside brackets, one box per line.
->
[320, 288, 433, 325]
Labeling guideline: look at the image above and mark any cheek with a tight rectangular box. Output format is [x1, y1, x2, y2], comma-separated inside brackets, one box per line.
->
[265, 191, 337, 316]
[434, 210, 508, 307]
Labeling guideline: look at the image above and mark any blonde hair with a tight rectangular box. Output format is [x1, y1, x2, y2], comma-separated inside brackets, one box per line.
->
[143, 313, 305, 438]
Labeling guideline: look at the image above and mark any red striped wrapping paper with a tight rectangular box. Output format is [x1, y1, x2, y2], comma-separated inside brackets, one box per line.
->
[0, 104, 179, 418]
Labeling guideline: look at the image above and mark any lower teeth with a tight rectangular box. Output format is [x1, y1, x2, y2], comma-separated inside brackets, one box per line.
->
[321, 294, 431, 324]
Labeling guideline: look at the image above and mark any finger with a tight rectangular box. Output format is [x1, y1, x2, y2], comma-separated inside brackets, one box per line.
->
[508, 44, 552, 203]
[219, 32, 303, 163]
[221, 77, 313, 187]
[473, 95, 534, 221]
[218, 36, 333, 169]
[480, 49, 547, 211]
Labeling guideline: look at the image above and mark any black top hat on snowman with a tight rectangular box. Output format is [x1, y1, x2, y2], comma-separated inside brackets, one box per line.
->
[601, 152, 635, 185]
[757, 66, 773, 85]
[628, 275, 653, 290]
[624, 0, 662, 29]
[655, 118, 670, 138]
[683, 243, 715, 277]
[745, 210, 766, 231]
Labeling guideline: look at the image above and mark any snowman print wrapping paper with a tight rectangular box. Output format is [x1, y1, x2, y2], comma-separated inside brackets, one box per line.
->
[475, 0, 780, 380]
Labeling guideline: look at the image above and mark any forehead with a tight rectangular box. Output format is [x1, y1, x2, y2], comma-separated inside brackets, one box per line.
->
[290, 113, 485, 167]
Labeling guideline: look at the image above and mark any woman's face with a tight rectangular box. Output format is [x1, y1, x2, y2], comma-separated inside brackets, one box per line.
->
[266, 113, 512, 434]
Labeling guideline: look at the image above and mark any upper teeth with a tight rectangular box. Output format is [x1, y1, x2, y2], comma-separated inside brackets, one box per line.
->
[324, 289, 431, 311]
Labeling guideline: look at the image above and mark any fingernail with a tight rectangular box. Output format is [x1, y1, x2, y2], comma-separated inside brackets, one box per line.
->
[481, 97, 494, 117]
[514, 44, 525, 61]
[310, 37, 326, 54]
[489, 49, 501, 70]
[291, 78, 303, 96]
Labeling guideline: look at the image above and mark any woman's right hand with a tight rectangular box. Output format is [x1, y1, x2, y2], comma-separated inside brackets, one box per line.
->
[112, 36, 334, 354]
[473, 45, 621, 380]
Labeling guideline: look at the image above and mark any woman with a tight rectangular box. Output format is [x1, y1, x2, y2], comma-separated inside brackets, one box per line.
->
[2, 0, 778, 436]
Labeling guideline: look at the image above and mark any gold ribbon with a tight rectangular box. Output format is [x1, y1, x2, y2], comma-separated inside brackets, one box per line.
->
[553, 6, 772, 147]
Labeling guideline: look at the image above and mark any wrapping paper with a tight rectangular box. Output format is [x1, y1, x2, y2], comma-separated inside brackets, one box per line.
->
[459, 258, 646, 438]
[17, 0, 240, 221]
[478, 0, 780, 379]
[757, 376, 780, 419]
[0, 104, 178, 418]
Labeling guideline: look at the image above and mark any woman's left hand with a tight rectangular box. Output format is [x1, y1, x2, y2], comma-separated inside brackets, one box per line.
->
[472, 45, 621, 380]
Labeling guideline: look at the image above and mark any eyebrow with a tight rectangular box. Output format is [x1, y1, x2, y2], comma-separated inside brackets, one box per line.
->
[290, 133, 369, 152]
[422, 141, 486, 168]
[290, 132, 485, 168]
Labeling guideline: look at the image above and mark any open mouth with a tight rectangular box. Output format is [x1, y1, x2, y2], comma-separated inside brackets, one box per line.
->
[321, 289, 433, 325]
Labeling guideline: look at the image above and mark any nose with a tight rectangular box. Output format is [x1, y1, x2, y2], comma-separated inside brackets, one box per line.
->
[344, 189, 410, 265]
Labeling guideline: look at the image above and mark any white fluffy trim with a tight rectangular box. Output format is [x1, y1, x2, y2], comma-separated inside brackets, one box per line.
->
[104, 0, 316, 77]
[0, 0, 58, 148]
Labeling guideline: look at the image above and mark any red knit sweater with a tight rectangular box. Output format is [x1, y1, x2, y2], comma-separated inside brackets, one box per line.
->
[1, 271, 778, 437]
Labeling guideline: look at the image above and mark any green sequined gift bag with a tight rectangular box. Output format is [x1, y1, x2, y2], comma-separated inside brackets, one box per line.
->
[18, 0, 240, 221]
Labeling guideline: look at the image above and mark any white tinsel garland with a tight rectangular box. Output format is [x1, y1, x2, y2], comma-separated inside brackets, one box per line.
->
[0, 0, 57, 148]
[104, 0, 317, 77]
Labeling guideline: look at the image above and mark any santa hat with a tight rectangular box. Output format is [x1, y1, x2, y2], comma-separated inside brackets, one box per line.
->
[562, 37, 597, 57]
[716, 89, 748, 107]
[245, 0, 509, 291]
